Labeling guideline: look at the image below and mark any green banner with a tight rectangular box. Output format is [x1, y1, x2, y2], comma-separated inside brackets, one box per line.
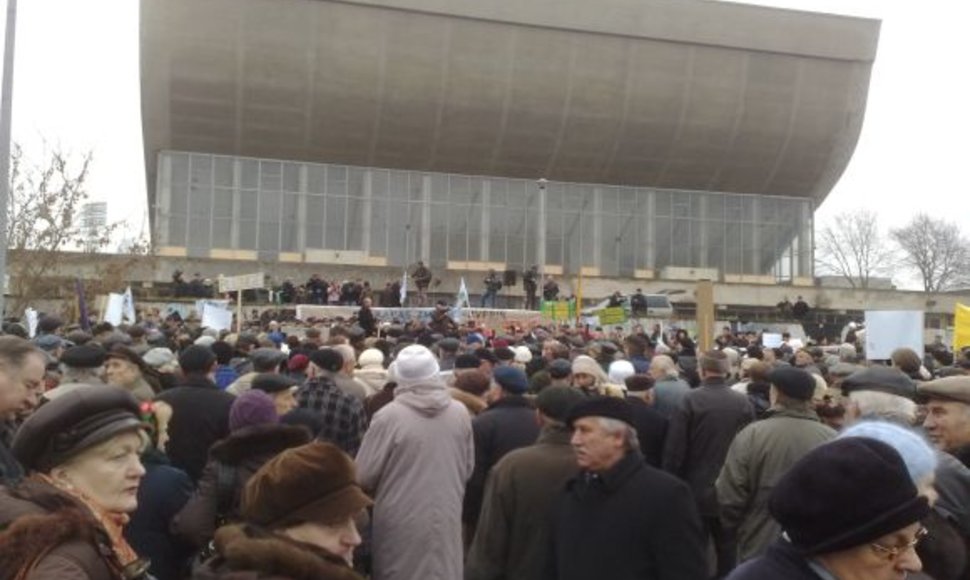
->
[596, 306, 627, 326]
[541, 300, 576, 322]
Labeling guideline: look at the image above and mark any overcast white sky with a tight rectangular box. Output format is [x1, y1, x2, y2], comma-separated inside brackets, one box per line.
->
[2, 0, 969, 250]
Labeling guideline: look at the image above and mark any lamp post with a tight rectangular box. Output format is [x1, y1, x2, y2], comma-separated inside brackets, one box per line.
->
[0, 0, 18, 318]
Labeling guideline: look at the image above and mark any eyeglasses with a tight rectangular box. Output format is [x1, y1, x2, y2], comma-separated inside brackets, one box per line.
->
[870, 527, 928, 561]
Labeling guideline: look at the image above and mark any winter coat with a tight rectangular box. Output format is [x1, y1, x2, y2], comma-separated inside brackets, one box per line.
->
[715, 407, 836, 561]
[174, 424, 312, 548]
[466, 426, 578, 580]
[353, 367, 388, 398]
[334, 374, 369, 401]
[192, 523, 363, 580]
[356, 379, 474, 580]
[450, 389, 488, 417]
[662, 378, 755, 517]
[725, 538, 822, 580]
[156, 374, 236, 482]
[920, 450, 970, 580]
[0, 479, 132, 580]
[226, 372, 258, 396]
[625, 396, 668, 468]
[465, 395, 540, 529]
[0, 422, 22, 486]
[545, 451, 708, 580]
[650, 376, 691, 419]
[125, 448, 195, 580]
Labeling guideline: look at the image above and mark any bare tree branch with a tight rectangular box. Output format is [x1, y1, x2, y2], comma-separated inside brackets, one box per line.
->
[814, 209, 896, 289]
[890, 214, 970, 292]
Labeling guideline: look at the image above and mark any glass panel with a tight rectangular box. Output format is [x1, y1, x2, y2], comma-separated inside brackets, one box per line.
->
[213, 219, 232, 248]
[188, 185, 212, 218]
[169, 184, 189, 216]
[327, 166, 347, 196]
[190, 155, 211, 186]
[430, 204, 448, 265]
[431, 174, 448, 203]
[258, 222, 280, 251]
[188, 217, 210, 249]
[388, 171, 408, 201]
[168, 215, 188, 246]
[449, 205, 468, 262]
[170, 153, 189, 185]
[346, 196, 363, 251]
[325, 196, 346, 249]
[283, 163, 301, 192]
[240, 159, 259, 189]
[489, 205, 506, 264]
[307, 164, 326, 194]
[238, 221, 257, 250]
[348, 168, 365, 198]
[260, 161, 282, 191]
[213, 188, 234, 219]
[450, 176, 471, 205]
[372, 170, 388, 199]
[409, 174, 424, 202]
[213, 157, 234, 187]
[370, 198, 388, 256]
[259, 190, 281, 223]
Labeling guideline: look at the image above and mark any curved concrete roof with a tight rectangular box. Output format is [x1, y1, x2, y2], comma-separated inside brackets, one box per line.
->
[141, 0, 879, 206]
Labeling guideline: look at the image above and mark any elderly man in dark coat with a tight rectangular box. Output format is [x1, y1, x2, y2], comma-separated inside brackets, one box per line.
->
[466, 386, 585, 580]
[545, 397, 707, 580]
[663, 350, 754, 576]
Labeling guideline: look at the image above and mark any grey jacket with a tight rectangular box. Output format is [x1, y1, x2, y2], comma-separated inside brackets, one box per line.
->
[716, 407, 836, 561]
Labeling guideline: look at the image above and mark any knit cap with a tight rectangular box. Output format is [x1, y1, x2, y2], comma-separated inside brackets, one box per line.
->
[839, 421, 938, 483]
[229, 390, 279, 432]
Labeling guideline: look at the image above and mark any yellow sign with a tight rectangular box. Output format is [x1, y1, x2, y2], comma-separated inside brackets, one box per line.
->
[597, 307, 627, 326]
[955, 303, 970, 351]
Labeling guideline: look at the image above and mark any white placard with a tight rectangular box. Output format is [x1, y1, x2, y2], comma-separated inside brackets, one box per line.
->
[762, 333, 783, 349]
[25, 308, 38, 338]
[219, 272, 265, 293]
[201, 305, 234, 331]
[104, 293, 125, 326]
[195, 299, 230, 318]
[864, 310, 924, 360]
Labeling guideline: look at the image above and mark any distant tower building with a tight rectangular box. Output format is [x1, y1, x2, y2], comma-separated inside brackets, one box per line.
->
[80, 201, 108, 251]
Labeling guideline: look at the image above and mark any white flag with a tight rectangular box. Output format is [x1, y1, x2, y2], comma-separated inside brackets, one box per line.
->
[400, 270, 408, 305]
[25, 308, 38, 338]
[104, 293, 125, 326]
[122, 286, 137, 323]
[456, 277, 470, 308]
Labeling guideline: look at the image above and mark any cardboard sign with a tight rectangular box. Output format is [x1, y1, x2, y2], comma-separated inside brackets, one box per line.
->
[201, 305, 234, 331]
[864, 310, 924, 360]
[762, 333, 783, 348]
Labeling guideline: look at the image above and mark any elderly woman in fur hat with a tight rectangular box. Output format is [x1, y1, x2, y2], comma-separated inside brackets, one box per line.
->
[194, 441, 370, 579]
[0, 386, 152, 579]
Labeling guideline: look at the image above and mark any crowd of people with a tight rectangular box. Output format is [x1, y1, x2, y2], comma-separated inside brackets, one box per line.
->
[0, 308, 967, 579]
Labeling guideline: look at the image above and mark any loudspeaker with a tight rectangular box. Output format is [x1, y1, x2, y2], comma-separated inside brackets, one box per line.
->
[503, 270, 517, 287]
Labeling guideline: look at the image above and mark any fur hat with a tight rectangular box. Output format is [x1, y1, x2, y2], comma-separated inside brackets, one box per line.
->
[393, 345, 440, 388]
[769, 437, 930, 555]
[242, 441, 372, 529]
[566, 396, 635, 429]
[229, 390, 278, 432]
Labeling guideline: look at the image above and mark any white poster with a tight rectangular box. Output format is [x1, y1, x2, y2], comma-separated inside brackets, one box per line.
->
[201, 305, 234, 331]
[864, 310, 924, 361]
[24, 308, 38, 338]
[762, 333, 783, 349]
[104, 293, 125, 326]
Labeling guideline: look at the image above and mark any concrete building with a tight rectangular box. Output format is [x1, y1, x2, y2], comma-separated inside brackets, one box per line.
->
[140, 0, 880, 285]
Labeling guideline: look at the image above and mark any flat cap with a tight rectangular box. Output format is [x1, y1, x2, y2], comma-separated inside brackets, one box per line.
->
[437, 337, 460, 353]
[34, 334, 64, 352]
[308, 348, 343, 373]
[13, 386, 142, 472]
[768, 367, 817, 401]
[537, 386, 586, 421]
[548, 358, 573, 379]
[250, 347, 288, 371]
[493, 366, 529, 395]
[841, 367, 917, 400]
[918, 376, 970, 405]
[494, 347, 516, 362]
[475, 349, 499, 365]
[252, 373, 299, 394]
[454, 354, 481, 370]
[59, 343, 107, 368]
[566, 396, 635, 429]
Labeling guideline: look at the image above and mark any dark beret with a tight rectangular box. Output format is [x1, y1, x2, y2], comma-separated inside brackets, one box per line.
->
[476, 349, 499, 365]
[493, 366, 529, 394]
[566, 396, 635, 429]
[454, 354, 481, 370]
[34, 334, 65, 352]
[548, 359, 573, 379]
[308, 348, 343, 373]
[494, 347, 516, 362]
[437, 338, 460, 353]
[178, 345, 217, 374]
[768, 367, 817, 401]
[251, 373, 299, 394]
[841, 366, 917, 400]
[536, 386, 586, 421]
[37, 316, 63, 334]
[60, 343, 107, 369]
[13, 386, 142, 472]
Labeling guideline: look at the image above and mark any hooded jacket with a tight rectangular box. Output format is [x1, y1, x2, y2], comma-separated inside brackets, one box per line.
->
[356, 378, 474, 580]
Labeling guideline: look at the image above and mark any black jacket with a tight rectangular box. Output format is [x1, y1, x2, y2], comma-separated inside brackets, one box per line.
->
[125, 448, 195, 580]
[464, 395, 540, 528]
[156, 374, 235, 482]
[726, 538, 820, 580]
[662, 377, 754, 516]
[546, 451, 707, 580]
[626, 397, 668, 468]
[0, 422, 22, 486]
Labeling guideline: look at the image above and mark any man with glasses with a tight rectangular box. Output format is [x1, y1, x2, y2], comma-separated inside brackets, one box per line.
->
[727, 437, 930, 579]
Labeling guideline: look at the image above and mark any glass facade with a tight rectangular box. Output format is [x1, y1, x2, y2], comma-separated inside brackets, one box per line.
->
[154, 151, 813, 279]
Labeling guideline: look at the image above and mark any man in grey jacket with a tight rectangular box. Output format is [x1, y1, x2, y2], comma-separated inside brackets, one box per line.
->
[716, 367, 836, 562]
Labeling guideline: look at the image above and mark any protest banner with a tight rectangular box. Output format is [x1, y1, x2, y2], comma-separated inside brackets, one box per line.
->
[864, 310, 924, 360]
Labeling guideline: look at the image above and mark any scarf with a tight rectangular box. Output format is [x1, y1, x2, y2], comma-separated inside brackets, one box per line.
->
[32, 473, 141, 571]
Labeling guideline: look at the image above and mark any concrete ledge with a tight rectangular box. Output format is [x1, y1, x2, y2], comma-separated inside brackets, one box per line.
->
[543, 265, 564, 276]
[662, 267, 720, 282]
[580, 267, 601, 277]
[724, 274, 776, 285]
[305, 249, 367, 265]
[793, 277, 815, 287]
[209, 249, 258, 261]
[156, 246, 188, 257]
[278, 252, 303, 263]
[634, 269, 655, 280]
[448, 261, 506, 272]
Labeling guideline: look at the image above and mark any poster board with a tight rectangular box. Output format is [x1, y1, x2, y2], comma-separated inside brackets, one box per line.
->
[864, 310, 924, 361]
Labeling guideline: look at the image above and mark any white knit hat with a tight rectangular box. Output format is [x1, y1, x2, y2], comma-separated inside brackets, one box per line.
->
[358, 348, 384, 369]
[393, 345, 440, 387]
[513, 346, 533, 364]
[608, 360, 636, 385]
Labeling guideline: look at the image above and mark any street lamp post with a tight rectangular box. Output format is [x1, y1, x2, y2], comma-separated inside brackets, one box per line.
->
[0, 0, 18, 318]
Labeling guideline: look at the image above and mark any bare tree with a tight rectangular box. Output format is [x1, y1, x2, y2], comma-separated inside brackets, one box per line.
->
[890, 214, 970, 292]
[815, 209, 896, 289]
[6, 144, 120, 313]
